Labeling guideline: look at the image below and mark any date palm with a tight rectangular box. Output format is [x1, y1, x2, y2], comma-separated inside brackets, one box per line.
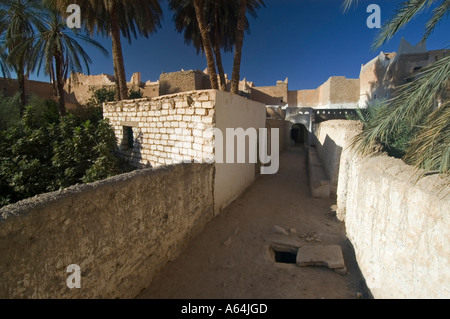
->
[16, 5, 108, 116]
[49, 0, 163, 101]
[344, 0, 450, 176]
[192, 0, 219, 90]
[0, 41, 9, 78]
[171, 0, 237, 90]
[171, 0, 264, 92]
[231, 0, 264, 94]
[0, 15, 9, 78]
[0, 0, 44, 116]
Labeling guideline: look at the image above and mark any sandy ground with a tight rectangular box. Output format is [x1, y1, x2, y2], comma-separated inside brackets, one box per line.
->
[137, 147, 371, 299]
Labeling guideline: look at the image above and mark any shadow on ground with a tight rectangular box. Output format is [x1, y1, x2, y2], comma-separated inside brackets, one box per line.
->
[137, 147, 372, 299]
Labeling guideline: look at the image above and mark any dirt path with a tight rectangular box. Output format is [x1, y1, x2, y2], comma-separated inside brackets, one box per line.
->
[137, 147, 371, 299]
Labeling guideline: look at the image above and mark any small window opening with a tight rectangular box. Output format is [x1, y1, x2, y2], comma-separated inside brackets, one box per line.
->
[123, 126, 134, 150]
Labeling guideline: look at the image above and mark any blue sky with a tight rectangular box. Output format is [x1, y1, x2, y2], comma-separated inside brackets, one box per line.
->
[30, 0, 450, 91]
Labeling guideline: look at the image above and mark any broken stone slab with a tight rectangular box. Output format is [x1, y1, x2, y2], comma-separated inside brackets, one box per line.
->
[272, 225, 289, 236]
[296, 245, 347, 274]
[264, 233, 303, 253]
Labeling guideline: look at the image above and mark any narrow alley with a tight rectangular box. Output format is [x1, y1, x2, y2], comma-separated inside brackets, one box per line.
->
[137, 147, 370, 299]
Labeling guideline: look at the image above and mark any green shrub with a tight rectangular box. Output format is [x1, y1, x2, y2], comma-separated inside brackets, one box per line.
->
[0, 93, 21, 130]
[86, 87, 116, 107]
[352, 101, 415, 160]
[129, 89, 143, 99]
[0, 101, 122, 208]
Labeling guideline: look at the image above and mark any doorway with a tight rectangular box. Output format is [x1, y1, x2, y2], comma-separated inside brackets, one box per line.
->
[291, 124, 308, 145]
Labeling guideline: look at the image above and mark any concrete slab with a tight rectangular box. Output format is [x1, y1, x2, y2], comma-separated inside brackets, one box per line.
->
[297, 245, 346, 270]
[264, 233, 303, 253]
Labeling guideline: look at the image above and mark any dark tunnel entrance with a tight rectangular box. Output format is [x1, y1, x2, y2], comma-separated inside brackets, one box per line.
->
[291, 124, 308, 145]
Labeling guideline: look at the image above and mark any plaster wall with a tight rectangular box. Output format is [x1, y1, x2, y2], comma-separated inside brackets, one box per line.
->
[315, 120, 450, 298]
[312, 120, 362, 194]
[214, 91, 266, 214]
[0, 164, 214, 299]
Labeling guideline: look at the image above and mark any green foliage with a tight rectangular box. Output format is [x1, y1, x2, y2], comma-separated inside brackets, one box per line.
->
[344, 0, 449, 177]
[0, 94, 60, 131]
[73, 86, 117, 123]
[351, 102, 416, 160]
[352, 56, 450, 176]
[0, 100, 122, 208]
[86, 87, 116, 107]
[129, 88, 143, 99]
[0, 93, 21, 130]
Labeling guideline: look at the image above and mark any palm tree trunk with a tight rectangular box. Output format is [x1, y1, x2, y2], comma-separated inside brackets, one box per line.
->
[193, 0, 219, 90]
[110, 4, 128, 100]
[50, 63, 57, 97]
[231, 0, 247, 95]
[214, 5, 227, 91]
[54, 53, 67, 116]
[17, 70, 26, 117]
[214, 41, 227, 91]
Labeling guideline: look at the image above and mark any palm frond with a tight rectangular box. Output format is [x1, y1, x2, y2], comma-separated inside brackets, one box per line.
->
[351, 54, 450, 175]
[372, 0, 437, 50]
[342, 0, 359, 13]
[422, 0, 450, 41]
[404, 99, 450, 176]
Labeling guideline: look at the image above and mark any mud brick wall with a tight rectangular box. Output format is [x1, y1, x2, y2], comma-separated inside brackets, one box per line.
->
[103, 90, 216, 168]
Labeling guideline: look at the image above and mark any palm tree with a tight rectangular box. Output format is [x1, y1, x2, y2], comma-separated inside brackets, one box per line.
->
[171, 0, 264, 92]
[16, 5, 108, 116]
[231, 0, 264, 94]
[344, 0, 450, 176]
[171, 0, 234, 90]
[50, 0, 163, 101]
[192, 0, 219, 90]
[0, 0, 44, 116]
[0, 41, 10, 78]
[0, 13, 10, 78]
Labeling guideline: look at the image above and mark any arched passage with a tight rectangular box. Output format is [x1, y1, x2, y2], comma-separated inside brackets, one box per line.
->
[291, 124, 308, 145]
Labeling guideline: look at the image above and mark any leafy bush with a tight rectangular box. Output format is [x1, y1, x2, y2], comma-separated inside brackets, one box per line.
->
[0, 93, 21, 130]
[351, 102, 414, 159]
[129, 89, 143, 99]
[0, 100, 122, 208]
[86, 87, 116, 107]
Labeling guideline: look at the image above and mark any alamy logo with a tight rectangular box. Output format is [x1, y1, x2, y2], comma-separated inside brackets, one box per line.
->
[67, 4, 81, 29]
[366, 4, 381, 29]
[196, 128, 280, 175]
[66, 264, 81, 289]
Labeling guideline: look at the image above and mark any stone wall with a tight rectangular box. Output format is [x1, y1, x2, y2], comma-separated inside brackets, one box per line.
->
[64, 73, 116, 105]
[358, 52, 395, 107]
[251, 80, 289, 105]
[159, 70, 211, 96]
[287, 76, 359, 109]
[266, 119, 290, 153]
[103, 90, 216, 168]
[312, 120, 362, 194]
[328, 77, 360, 107]
[104, 89, 267, 215]
[0, 163, 214, 299]
[288, 88, 320, 107]
[0, 77, 54, 100]
[64, 72, 160, 105]
[315, 120, 450, 298]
